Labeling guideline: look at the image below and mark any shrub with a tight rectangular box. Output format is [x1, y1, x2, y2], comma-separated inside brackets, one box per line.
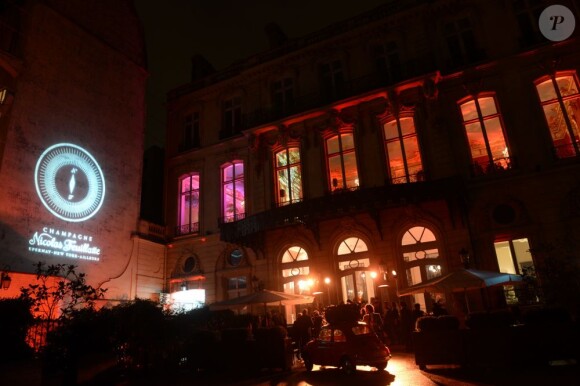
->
[466, 310, 515, 329]
[0, 298, 34, 362]
[523, 306, 572, 325]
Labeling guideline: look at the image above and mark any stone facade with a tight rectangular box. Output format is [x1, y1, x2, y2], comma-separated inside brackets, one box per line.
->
[164, 0, 580, 319]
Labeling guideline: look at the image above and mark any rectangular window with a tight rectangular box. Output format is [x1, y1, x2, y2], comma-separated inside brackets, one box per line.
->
[177, 174, 200, 235]
[444, 18, 483, 67]
[272, 78, 294, 115]
[373, 41, 402, 84]
[383, 116, 424, 183]
[275, 147, 302, 206]
[494, 238, 534, 275]
[535, 73, 580, 158]
[222, 97, 242, 138]
[459, 94, 510, 174]
[326, 133, 359, 191]
[513, 0, 545, 47]
[182, 112, 200, 150]
[227, 276, 248, 299]
[222, 161, 245, 222]
[320, 60, 345, 99]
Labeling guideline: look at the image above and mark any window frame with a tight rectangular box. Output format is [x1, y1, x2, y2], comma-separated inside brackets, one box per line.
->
[272, 77, 295, 115]
[373, 40, 403, 84]
[177, 173, 200, 236]
[273, 146, 303, 206]
[458, 92, 511, 173]
[320, 59, 346, 99]
[399, 225, 443, 311]
[183, 111, 200, 150]
[221, 160, 245, 223]
[324, 131, 360, 192]
[494, 237, 535, 276]
[512, 0, 546, 47]
[221, 96, 243, 138]
[380, 112, 424, 184]
[442, 16, 483, 67]
[534, 71, 580, 158]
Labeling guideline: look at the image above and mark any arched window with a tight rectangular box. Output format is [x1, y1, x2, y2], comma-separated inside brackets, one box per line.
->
[280, 246, 311, 324]
[221, 161, 245, 222]
[459, 94, 510, 173]
[401, 226, 443, 310]
[535, 72, 580, 158]
[335, 237, 375, 303]
[281, 246, 310, 284]
[177, 173, 199, 235]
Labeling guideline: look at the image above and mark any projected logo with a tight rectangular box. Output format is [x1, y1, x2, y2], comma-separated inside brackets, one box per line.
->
[35, 143, 105, 222]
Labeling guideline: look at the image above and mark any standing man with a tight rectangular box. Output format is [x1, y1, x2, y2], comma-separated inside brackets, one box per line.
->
[293, 309, 314, 360]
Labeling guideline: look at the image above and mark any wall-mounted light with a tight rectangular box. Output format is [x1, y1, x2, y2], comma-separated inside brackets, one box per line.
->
[459, 248, 470, 269]
[1, 271, 12, 290]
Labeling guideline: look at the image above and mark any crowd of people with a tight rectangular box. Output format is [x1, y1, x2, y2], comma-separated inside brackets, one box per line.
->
[289, 298, 449, 354]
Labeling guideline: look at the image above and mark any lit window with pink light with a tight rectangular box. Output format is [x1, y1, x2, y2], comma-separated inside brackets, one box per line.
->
[459, 94, 510, 174]
[535, 72, 580, 159]
[178, 173, 200, 235]
[382, 115, 424, 184]
[326, 132, 359, 191]
[222, 161, 245, 222]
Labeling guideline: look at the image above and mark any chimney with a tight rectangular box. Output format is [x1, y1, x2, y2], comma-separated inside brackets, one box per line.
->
[190, 54, 215, 82]
[264, 22, 287, 48]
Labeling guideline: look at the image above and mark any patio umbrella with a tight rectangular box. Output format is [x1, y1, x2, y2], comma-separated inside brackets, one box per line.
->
[397, 269, 523, 312]
[208, 289, 314, 311]
[397, 269, 523, 296]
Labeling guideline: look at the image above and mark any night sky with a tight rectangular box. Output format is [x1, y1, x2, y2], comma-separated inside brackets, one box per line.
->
[134, 0, 390, 149]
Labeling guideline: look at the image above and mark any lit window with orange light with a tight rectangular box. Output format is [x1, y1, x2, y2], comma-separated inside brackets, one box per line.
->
[177, 173, 200, 235]
[326, 132, 359, 191]
[274, 147, 302, 206]
[535, 72, 580, 159]
[281, 246, 311, 298]
[459, 94, 510, 173]
[222, 161, 245, 222]
[383, 115, 423, 184]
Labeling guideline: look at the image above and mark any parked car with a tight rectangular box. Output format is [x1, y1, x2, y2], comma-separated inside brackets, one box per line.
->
[302, 321, 391, 374]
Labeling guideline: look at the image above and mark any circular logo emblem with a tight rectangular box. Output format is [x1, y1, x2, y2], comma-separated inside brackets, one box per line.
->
[35, 143, 105, 222]
[539, 5, 576, 42]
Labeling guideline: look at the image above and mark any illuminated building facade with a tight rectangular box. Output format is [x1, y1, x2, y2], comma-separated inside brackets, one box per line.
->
[0, 0, 164, 302]
[164, 0, 580, 319]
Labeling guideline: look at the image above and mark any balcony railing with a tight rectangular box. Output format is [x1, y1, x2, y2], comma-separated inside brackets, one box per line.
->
[219, 177, 464, 243]
[471, 157, 513, 177]
[175, 222, 199, 236]
[219, 212, 246, 224]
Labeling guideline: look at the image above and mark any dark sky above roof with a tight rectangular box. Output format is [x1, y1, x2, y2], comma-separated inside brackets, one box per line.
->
[134, 0, 390, 148]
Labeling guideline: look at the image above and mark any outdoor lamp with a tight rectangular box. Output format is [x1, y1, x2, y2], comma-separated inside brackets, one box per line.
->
[1, 271, 11, 290]
[459, 248, 470, 268]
